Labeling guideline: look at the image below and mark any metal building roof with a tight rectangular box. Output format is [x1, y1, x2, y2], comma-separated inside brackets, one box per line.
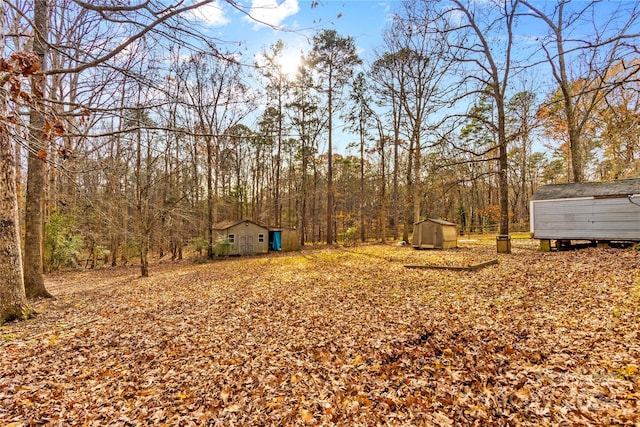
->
[531, 178, 640, 201]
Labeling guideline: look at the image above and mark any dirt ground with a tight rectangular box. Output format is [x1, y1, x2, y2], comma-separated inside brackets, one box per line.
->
[1, 240, 639, 426]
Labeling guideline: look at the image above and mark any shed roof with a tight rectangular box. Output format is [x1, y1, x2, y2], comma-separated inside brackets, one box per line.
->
[213, 219, 267, 230]
[531, 178, 640, 201]
[414, 218, 457, 226]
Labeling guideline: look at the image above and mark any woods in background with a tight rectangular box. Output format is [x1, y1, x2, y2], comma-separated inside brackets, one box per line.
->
[1, 1, 639, 318]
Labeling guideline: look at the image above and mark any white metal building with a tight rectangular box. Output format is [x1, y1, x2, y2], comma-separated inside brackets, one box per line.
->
[530, 178, 640, 244]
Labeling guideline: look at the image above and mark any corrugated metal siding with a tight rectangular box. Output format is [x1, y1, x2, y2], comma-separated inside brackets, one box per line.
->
[531, 197, 640, 240]
[531, 178, 640, 200]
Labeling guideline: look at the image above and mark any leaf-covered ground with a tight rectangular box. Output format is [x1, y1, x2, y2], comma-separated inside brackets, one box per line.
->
[1, 240, 639, 426]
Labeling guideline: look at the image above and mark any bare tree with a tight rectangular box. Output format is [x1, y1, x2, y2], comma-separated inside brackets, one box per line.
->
[506, 88, 541, 224]
[178, 52, 255, 258]
[288, 62, 324, 246]
[370, 48, 406, 242]
[308, 29, 361, 244]
[0, 2, 29, 322]
[594, 59, 640, 179]
[258, 40, 291, 227]
[372, 2, 455, 241]
[520, 0, 640, 182]
[23, 0, 53, 298]
[344, 72, 375, 242]
[0, 0, 262, 305]
[427, 0, 518, 248]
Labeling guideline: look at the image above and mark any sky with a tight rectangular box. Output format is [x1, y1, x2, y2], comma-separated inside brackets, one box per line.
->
[190, 0, 396, 74]
[183, 0, 398, 153]
[180, 0, 640, 155]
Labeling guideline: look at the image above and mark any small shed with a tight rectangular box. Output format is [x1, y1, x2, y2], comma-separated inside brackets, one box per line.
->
[213, 219, 269, 255]
[268, 228, 300, 252]
[411, 218, 458, 249]
[530, 178, 640, 244]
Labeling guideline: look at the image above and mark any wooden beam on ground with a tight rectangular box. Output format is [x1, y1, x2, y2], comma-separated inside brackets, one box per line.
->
[404, 258, 498, 271]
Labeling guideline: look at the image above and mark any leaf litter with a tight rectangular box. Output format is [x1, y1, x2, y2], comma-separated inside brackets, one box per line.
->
[1, 241, 639, 425]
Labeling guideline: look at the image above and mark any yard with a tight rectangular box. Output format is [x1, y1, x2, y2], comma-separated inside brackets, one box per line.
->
[1, 240, 639, 426]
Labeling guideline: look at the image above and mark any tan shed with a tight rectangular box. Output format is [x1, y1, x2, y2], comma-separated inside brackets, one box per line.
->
[213, 219, 269, 255]
[280, 228, 300, 252]
[411, 218, 458, 249]
[268, 227, 300, 252]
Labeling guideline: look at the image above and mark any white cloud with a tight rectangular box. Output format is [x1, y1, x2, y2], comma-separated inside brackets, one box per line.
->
[247, 0, 300, 28]
[188, 1, 230, 26]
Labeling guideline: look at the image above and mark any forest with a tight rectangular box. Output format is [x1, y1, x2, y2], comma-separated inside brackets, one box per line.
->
[1, 0, 640, 322]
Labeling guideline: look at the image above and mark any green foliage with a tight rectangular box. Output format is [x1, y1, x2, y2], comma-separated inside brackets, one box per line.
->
[0, 306, 34, 325]
[90, 245, 110, 267]
[190, 237, 209, 256]
[45, 211, 83, 271]
[1, 333, 16, 342]
[460, 93, 495, 148]
[120, 238, 141, 263]
[214, 238, 233, 256]
[344, 226, 358, 246]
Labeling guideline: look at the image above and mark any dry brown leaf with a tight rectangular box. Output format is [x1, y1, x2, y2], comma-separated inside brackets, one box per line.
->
[1, 242, 638, 425]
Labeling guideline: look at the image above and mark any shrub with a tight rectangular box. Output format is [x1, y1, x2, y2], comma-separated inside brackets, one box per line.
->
[344, 226, 358, 246]
[45, 211, 83, 271]
[214, 238, 233, 256]
[190, 237, 209, 256]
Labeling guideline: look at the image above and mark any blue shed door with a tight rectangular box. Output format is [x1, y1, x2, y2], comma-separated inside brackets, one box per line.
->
[269, 231, 282, 251]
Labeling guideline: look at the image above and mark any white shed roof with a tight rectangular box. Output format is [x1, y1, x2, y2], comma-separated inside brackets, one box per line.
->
[532, 178, 640, 201]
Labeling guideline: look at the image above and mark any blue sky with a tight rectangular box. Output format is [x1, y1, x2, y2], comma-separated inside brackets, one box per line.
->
[189, 1, 396, 69]
[185, 0, 640, 86]
[181, 0, 640, 155]
[183, 0, 398, 153]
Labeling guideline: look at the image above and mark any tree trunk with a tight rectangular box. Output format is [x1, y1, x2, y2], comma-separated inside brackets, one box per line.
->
[206, 135, 214, 259]
[392, 112, 400, 241]
[402, 137, 414, 243]
[312, 162, 319, 243]
[0, 122, 30, 323]
[359, 118, 366, 243]
[520, 132, 529, 224]
[140, 230, 149, 277]
[326, 74, 334, 245]
[378, 128, 387, 243]
[498, 145, 510, 236]
[413, 131, 422, 224]
[275, 87, 282, 227]
[134, 106, 150, 277]
[24, 127, 49, 296]
[298, 123, 308, 248]
[24, 0, 52, 298]
[495, 94, 509, 238]
[0, 0, 30, 321]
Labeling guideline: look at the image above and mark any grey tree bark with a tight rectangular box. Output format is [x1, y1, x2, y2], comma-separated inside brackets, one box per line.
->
[0, 1, 30, 323]
[0, 124, 29, 323]
[24, 0, 52, 298]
